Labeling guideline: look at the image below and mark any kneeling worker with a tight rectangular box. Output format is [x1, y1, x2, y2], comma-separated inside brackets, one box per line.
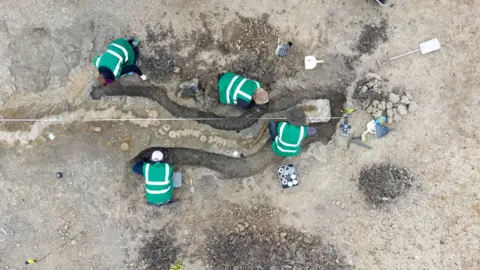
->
[218, 72, 269, 108]
[132, 150, 177, 206]
[269, 108, 317, 157]
[93, 37, 147, 87]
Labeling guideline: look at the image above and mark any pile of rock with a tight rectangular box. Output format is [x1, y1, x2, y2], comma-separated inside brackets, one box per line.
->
[359, 73, 418, 124]
[359, 72, 385, 95]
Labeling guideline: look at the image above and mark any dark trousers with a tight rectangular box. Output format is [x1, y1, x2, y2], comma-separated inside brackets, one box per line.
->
[268, 121, 278, 139]
[132, 160, 144, 176]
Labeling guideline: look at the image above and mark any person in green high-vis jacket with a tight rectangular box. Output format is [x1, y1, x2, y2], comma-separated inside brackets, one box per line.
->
[132, 150, 178, 206]
[217, 72, 269, 108]
[93, 37, 147, 87]
[269, 109, 317, 157]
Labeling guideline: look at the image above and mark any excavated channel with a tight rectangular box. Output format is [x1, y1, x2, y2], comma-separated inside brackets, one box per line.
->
[91, 84, 264, 131]
[96, 83, 345, 177]
[91, 84, 345, 132]
[130, 122, 339, 178]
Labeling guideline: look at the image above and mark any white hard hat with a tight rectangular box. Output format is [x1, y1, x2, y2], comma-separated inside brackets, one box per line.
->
[151, 151, 164, 162]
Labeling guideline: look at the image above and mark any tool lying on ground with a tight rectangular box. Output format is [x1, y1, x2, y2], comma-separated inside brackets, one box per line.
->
[339, 115, 372, 149]
[189, 177, 195, 193]
[350, 136, 372, 149]
[25, 231, 83, 265]
[304, 56, 324, 69]
[377, 38, 441, 67]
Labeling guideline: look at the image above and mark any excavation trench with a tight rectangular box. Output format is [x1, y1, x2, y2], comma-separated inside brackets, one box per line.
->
[131, 121, 339, 178]
[96, 82, 344, 177]
[91, 83, 346, 132]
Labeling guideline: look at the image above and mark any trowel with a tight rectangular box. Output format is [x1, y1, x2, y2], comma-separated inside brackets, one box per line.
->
[377, 38, 441, 67]
[189, 177, 195, 193]
[304, 56, 324, 70]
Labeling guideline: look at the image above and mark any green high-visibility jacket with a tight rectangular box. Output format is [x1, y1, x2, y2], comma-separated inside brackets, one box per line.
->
[272, 122, 307, 157]
[143, 162, 173, 205]
[218, 72, 261, 105]
[93, 38, 136, 78]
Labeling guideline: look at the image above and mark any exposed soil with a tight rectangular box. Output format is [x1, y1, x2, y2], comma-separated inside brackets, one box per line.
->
[358, 163, 414, 204]
[199, 202, 347, 270]
[137, 227, 181, 270]
[355, 19, 389, 55]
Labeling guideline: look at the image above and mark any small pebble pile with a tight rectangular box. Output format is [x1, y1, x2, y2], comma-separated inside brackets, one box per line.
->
[201, 203, 346, 269]
[358, 163, 414, 204]
[358, 73, 418, 124]
[137, 228, 180, 270]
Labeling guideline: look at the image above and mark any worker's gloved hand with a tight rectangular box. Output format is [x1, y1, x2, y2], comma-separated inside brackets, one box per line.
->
[307, 127, 317, 136]
[140, 75, 147, 81]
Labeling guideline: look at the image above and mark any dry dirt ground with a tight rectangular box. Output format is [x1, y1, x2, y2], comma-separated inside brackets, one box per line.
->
[1, 0, 480, 270]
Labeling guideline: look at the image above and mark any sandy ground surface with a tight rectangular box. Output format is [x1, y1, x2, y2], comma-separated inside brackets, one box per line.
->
[1, 0, 480, 269]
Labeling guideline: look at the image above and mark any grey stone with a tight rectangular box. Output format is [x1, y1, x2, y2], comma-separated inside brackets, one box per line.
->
[303, 237, 312, 244]
[74, 98, 82, 106]
[237, 224, 245, 232]
[387, 116, 393, 124]
[372, 107, 378, 114]
[372, 100, 379, 108]
[288, 242, 297, 253]
[386, 102, 393, 109]
[280, 232, 287, 238]
[173, 67, 180, 73]
[120, 142, 129, 151]
[406, 91, 413, 100]
[365, 106, 373, 114]
[296, 250, 306, 264]
[397, 104, 408, 115]
[361, 85, 368, 93]
[393, 113, 402, 122]
[90, 126, 102, 133]
[400, 95, 411, 105]
[408, 101, 418, 113]
[148, 110, 158, 118]
[366, 81, 376, 88]
[373, 111, 383, 118]
[387, 108, 393, 116]
[179, 78, 200, 98]
[361, 100, 370, 110]
[378, 101, 385, 110]
[389, 93, 400, 103]
[365, 72, 382, 81]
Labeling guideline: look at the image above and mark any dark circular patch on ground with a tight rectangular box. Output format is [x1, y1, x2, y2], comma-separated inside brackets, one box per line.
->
[199, 202, 347, 270]
[358, 163, 414, 204]
[355, 19, 388, 55]
[137, 227, 181, 270]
